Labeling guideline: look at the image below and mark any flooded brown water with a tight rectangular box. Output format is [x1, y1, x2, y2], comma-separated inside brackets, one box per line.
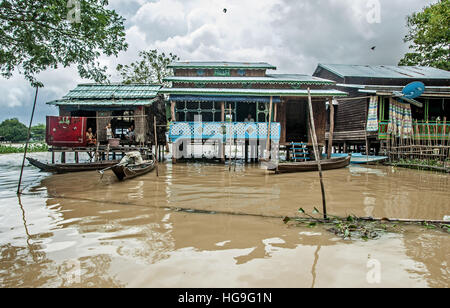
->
[0, 153, 449, 287]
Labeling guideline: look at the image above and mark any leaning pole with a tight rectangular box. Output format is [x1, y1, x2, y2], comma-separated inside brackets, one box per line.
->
[17, 87, 39, 195]
[307, 88, 328, 219]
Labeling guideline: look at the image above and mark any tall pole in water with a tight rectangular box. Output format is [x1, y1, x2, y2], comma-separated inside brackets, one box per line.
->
[17, 87, 39, 195]
[154, 116, 159, 177]
[307, 88, 327, 219]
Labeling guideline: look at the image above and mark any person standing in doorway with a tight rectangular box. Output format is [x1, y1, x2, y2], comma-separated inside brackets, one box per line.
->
[106, 123, 114, 140]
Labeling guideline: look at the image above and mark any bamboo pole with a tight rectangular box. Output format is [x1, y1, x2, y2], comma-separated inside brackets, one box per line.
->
[221, 102, 225, 163]
[154, 116, 159, 177]
[327, 98, 335, 159]
[365, 97, 370, 160]
[307, 88, 327, 220]
[17, 87, 39, 195]
[228, 104, 232, 171]
[265, 96, 273, 160]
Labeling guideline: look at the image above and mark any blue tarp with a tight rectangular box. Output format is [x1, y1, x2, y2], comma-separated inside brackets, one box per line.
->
[169, 95, 281, 103]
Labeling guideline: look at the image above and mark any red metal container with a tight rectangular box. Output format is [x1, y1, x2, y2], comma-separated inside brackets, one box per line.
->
[46, 116, 87, 147]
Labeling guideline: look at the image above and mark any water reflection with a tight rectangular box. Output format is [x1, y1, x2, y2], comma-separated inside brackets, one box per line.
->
[0, 157, 449, 287]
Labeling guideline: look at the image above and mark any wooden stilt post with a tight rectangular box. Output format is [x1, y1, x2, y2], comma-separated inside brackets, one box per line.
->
[228, 103, 232, 171]
[154, 116, 159, 177]
[265, 96, 273, 160]
[274, 102, 278, 122]
[171, 101, 176, 122]
[365, 97, 370, 160]
[17, 87, 39, 195]
[307, 88, 327, 220]
[327, 98, 335, 159]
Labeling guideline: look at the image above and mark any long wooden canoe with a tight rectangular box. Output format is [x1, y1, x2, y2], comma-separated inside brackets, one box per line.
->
[267, 155, 351, 174]
[27, 157, 120, 174]
[112, 160, 156, 181]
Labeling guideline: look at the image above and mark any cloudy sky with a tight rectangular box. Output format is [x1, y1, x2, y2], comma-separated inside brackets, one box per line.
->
[0, 0, 436, 124]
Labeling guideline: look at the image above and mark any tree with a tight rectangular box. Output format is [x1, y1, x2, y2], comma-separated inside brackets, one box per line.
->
[0, 0, 128, 86]
[116, 49, 179, 85]
[399, 0, 450, 70]
[0, 118, 28, 142]
[31, 123, 46, 141]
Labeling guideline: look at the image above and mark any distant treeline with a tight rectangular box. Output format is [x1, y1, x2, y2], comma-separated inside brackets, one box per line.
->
[0, 143, 48, 154]
[0, 118, 45, 142]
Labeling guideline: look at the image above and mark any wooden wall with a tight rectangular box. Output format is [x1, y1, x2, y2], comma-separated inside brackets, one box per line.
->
[174, 68, 268, 77]
[59, 107, 71, 117]
[96, 110, 112, 142]
[309, 100, 327, 146]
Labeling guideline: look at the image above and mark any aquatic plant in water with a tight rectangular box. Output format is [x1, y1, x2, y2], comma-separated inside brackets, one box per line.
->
[283, 208, 450, 241]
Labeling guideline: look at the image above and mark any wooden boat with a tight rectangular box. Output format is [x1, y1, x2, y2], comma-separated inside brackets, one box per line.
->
[111, 160, 156, 181]
[330, 153, 388, 164]
[267, 155, 351, 174]
[27, 157, 120, 174]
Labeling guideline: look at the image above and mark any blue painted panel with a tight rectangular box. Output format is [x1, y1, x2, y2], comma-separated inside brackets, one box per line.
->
[169, 122, 281, 141]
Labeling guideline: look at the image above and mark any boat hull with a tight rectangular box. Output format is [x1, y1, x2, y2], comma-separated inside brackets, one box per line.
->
[269, 156, 351, 174]
[27, 157, 120, 174]
[112, 161, 156, 181]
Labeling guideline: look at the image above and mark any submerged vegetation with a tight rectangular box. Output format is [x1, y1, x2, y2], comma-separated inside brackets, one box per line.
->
[387, 158, 450, 173]
[0, 143, 48, 154]
[283, 208, 450, 241]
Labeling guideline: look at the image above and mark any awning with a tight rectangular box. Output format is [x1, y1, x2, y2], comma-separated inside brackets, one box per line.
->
[169, 95, 281, 103]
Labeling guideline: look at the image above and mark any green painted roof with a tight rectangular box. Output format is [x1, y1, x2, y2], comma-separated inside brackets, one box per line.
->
[164, 74, 334, 85]
[159, 87, 347, 97]
[47, 98, 159, 107]
[168, 61, 276, 70]
[317, 64, 450, 79]
[47, 84, 161, 106]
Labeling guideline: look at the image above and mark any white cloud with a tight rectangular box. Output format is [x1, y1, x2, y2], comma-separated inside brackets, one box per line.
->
[0, 0, 438, 123]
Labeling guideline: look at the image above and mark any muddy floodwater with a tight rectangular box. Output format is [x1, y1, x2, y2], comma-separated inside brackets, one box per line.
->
[0, 152, 449, 288]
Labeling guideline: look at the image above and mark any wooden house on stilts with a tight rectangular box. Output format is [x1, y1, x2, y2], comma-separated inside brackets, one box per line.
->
[313, 64, 450, 158]
[46, 84, 167, 162]
[160, 61, 347, 163]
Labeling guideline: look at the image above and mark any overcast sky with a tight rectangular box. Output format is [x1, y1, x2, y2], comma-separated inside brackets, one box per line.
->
[0, 0, 436, 124]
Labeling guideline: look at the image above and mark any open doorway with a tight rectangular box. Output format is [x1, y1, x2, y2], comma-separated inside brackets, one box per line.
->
[236, 102, 257, 122]
[285, 99, 308, 142]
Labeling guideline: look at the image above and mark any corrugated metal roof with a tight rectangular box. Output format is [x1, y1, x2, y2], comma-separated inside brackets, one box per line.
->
[168, 61, 277, 70]
[160, 87, 347, 97]
[62, 84, 161, 100]
[47, 98, 159, 106]
[318, 64, 450, 79]
[47, 84, 161, 106]
[164, 74, 334, 85]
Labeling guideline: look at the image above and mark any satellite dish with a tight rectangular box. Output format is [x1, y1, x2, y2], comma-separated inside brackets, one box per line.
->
[402, 81, 425, 99]
[392, 81, 425, 108]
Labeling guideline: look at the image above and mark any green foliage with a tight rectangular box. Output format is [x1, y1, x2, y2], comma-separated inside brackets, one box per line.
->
[31, 123, 46, 141]
[399, 0, 450, 70]
[116, 49, 179, 85]
[0, 118, 28, 142]
[0, 143, 48, 154]
[0, 0, 128, 86]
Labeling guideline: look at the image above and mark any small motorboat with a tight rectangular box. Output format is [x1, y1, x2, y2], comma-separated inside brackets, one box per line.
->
[102, 151, 155, 181]
[329, 153, 388, 164]
[27, 157, 120, 174]
[267, 155, 351, 174]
